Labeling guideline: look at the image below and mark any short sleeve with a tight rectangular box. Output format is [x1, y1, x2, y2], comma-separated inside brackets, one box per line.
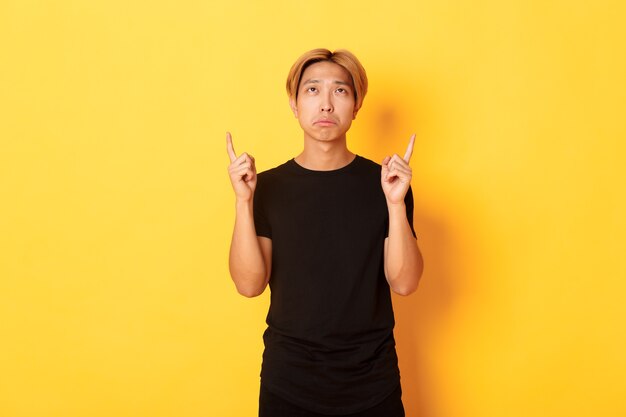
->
[385, 186, 417, 238]
[405, 186, 417, 238]
[253, 177, 272, 239]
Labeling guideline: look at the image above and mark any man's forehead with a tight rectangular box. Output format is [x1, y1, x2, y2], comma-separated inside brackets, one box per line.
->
[301, 62, 353, 84]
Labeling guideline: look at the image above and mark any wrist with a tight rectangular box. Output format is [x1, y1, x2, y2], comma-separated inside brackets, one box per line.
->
[386, 200, 406, 212]
[235, 198, 254, 210]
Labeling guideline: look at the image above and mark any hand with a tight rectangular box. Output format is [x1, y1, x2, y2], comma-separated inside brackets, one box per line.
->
[381, 133, 415, 205]
[226, 132, 257, 202]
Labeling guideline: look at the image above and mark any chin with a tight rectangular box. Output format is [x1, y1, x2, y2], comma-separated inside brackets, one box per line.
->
[314, 134, 342, 142]
[315, 129, 348, 141]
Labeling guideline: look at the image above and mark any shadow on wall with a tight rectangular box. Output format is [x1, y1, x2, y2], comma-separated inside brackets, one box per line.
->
[362, 84, 467, 417]
[392, 211, 457, 417]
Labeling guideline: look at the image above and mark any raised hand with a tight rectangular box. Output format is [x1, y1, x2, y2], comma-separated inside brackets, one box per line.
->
[227, 132, 257, 201]
[381, 133, 415, 205]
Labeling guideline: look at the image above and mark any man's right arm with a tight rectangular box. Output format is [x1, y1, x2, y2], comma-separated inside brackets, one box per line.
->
[226, 132, 272, 297]
[229, 200, 272, 297]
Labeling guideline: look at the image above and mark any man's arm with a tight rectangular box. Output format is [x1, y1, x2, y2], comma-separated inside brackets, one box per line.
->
[226, 132, 272, 297]
[384, 204, 423, 296]
[381, 134, 424, 296]
[229, 204, 272, 297]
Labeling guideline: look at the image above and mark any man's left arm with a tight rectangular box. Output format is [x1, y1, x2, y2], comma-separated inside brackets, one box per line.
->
[381, 134, 424, 296]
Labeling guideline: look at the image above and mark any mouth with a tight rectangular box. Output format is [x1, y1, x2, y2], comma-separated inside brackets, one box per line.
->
[314, 119, 337, 126]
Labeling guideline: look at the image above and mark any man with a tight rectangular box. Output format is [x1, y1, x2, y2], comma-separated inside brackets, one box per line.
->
[226, 48, 424, 417]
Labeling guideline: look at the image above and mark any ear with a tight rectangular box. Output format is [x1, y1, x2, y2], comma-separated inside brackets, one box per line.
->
[352, 104, 360, 120]
[289, 97, 298, 118]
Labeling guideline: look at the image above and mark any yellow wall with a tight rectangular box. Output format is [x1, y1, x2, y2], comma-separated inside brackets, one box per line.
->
[1, 1, 624, 416]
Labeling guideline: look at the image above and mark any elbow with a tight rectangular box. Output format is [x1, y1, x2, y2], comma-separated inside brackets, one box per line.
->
[229, 262, 269, 298]
[234, 278, 267, 298]
[391, 281, 419, 296]
[236, 285, 265, 298]
[231, 271, 269, 298]
[385, 244, 424, 297]
[389, 266, 423, 296]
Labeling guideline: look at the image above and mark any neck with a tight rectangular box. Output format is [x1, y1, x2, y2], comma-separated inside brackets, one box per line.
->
[295, 135, 355, 171]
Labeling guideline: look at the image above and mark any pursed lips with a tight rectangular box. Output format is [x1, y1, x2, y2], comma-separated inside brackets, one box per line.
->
[313, 118, 337, 126]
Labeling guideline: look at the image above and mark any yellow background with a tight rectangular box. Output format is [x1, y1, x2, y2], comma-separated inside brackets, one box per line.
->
[1, 1, 625, 416]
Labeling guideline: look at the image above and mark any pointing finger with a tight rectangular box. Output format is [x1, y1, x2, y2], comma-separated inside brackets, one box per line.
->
[226, 132, 237, 162]
[229, 152, 249, 168]
[403, 133, 416, 163]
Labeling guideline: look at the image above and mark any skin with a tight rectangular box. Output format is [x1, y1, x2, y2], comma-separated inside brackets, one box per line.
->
[227, 61, 423, 297]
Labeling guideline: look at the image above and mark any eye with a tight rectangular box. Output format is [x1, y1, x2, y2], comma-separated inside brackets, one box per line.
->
[306, 86, 317, 93]
[336, 88, 348, 94]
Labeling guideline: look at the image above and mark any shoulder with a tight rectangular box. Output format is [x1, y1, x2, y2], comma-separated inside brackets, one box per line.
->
[355, 155, 382, 171]
[255, 160, 296, 198]
[352, 155, 383, 180]
[257, 160, 293, 181]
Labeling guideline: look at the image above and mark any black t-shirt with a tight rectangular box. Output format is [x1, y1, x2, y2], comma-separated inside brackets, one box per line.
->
[253, 155, 416, 415]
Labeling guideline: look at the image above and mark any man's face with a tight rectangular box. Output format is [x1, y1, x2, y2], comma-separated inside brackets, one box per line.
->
[290, 61, 358, 143]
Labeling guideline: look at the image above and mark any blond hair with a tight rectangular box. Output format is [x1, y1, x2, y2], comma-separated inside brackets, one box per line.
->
[286, 48, 368, 111]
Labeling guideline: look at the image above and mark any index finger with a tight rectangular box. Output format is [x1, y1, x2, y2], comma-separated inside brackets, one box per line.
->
[403, 133, 416, 163]
[226, 132, 237, 162]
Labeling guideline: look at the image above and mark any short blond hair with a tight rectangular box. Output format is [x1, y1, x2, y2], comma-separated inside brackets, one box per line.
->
[286, 48, 368, 111]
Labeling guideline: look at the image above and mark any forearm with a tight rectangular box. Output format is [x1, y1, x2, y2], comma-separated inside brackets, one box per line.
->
[385, 202, 424, 296]
[229, 200, 268, 297]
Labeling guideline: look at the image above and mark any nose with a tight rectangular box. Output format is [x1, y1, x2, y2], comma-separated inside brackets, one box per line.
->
[320, 94, 333, 112]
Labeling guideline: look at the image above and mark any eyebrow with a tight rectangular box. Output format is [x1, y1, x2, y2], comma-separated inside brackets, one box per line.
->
[301, 79, 351, 86]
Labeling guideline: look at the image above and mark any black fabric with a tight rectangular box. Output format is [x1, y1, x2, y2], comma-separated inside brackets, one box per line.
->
[253, 155, 415, 415]
[259, 382, 405, 417]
